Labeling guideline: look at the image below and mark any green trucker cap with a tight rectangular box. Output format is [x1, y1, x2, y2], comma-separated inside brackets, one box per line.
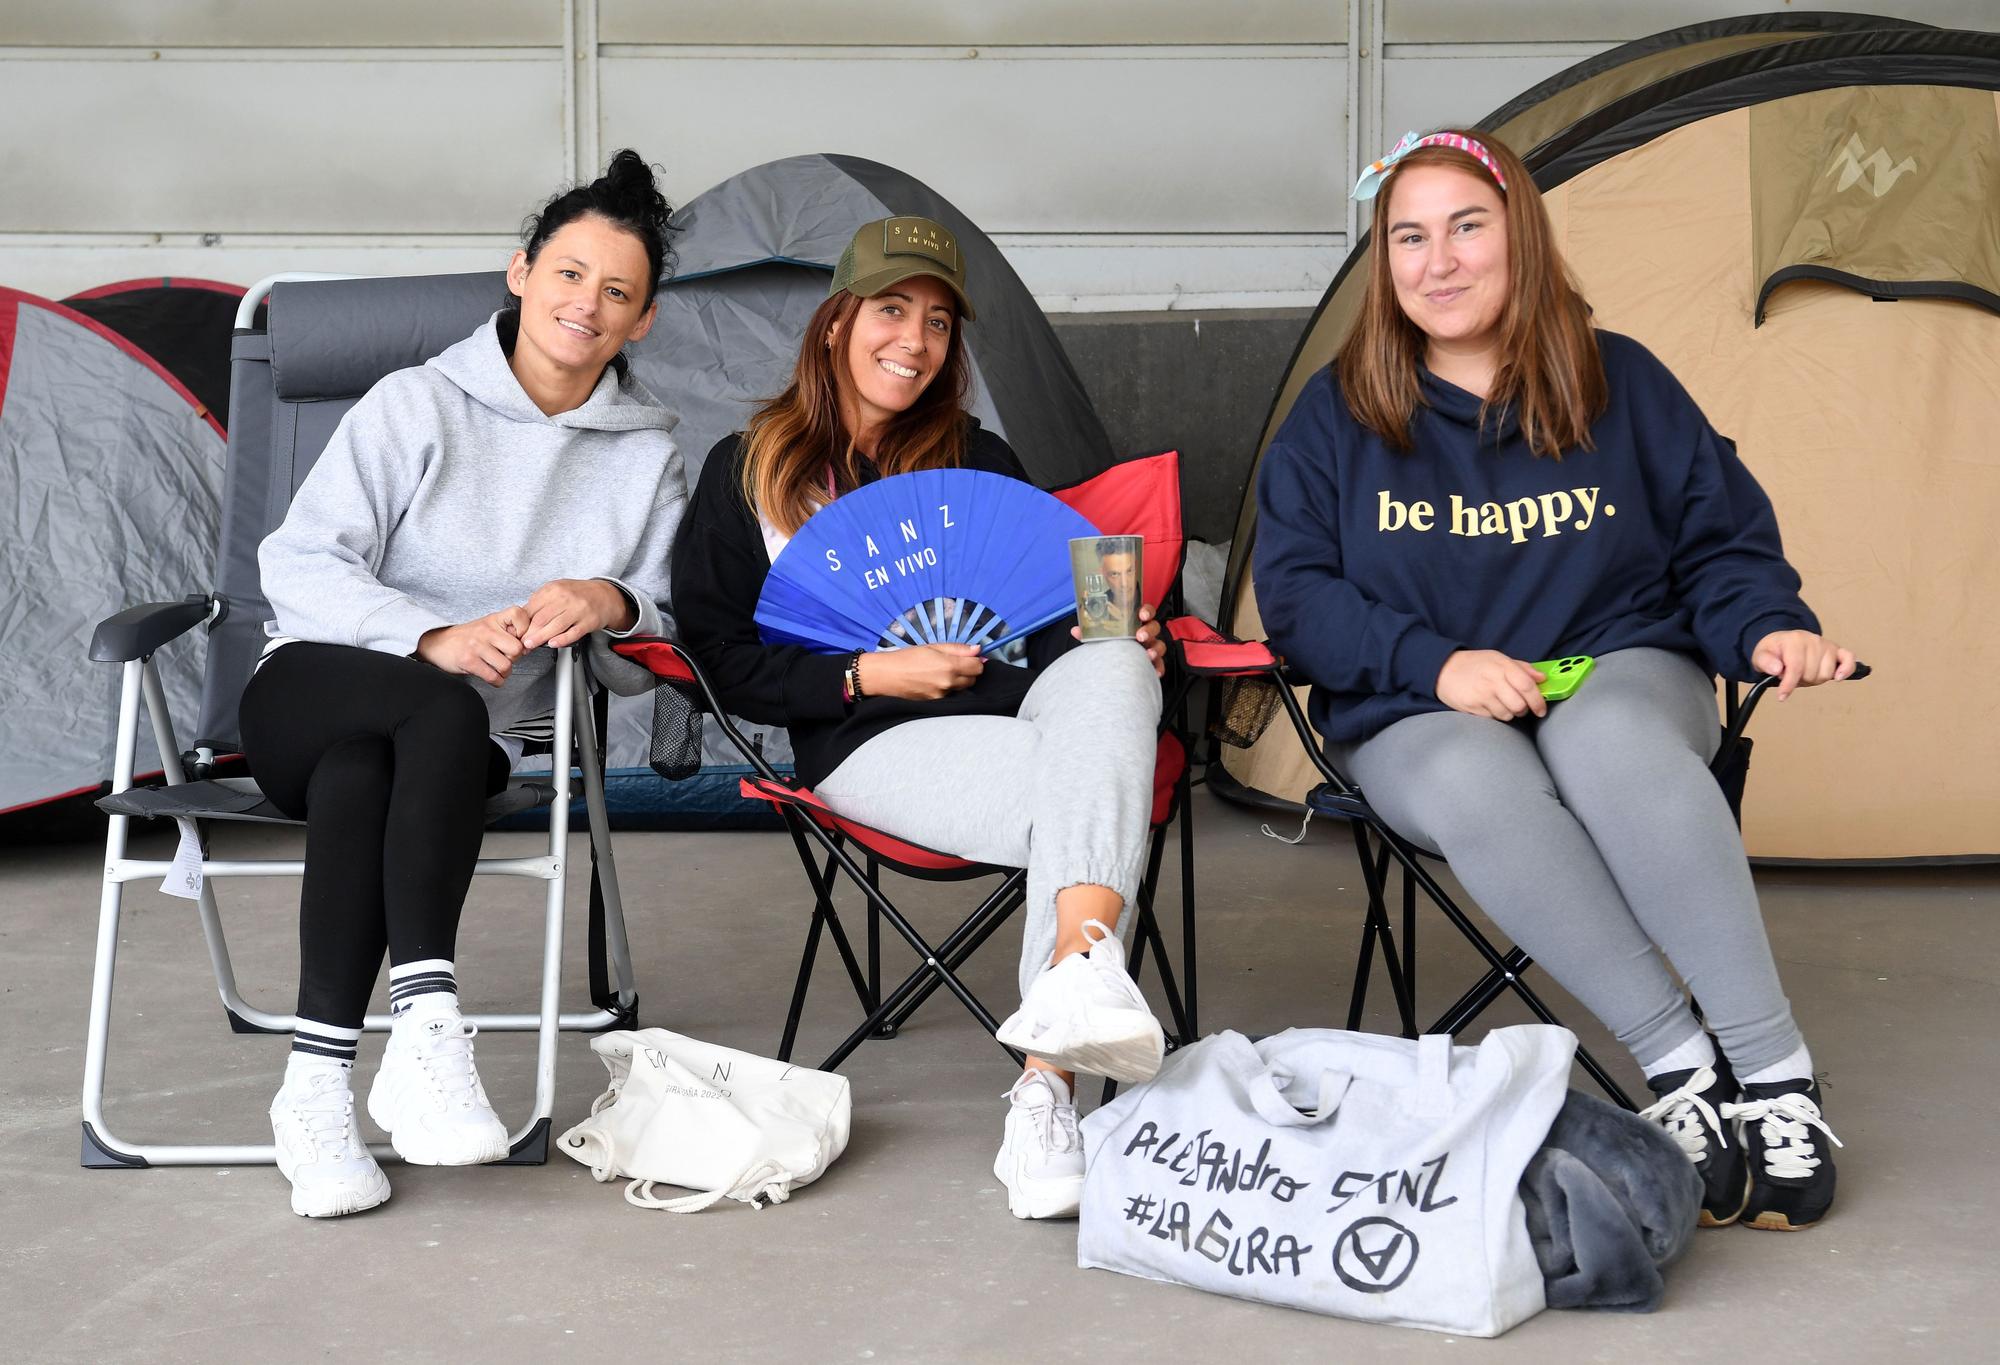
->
[830, 215, 977, 321]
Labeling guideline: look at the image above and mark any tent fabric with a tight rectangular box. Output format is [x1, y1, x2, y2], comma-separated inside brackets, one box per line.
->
[63, 278, 246, 422]
[1751, 83, 2000, 321]
[1218, 19, 2000, 862]
[0, 288, 225, 814]
[1483, 12, 1934, 154]
[188, 154, 1113, 824]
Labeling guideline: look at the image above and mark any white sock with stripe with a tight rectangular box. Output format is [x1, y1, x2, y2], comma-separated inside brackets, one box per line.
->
[289, 1017, 360, 1074]
[388, 958, 459, 1027]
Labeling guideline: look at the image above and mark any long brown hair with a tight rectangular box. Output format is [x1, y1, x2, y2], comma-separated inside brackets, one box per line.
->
[740, 289, 972, 535]
[1337, 129, 1605, 458]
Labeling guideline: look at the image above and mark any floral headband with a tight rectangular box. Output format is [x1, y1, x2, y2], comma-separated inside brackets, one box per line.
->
[1351, 131, 1509, 201]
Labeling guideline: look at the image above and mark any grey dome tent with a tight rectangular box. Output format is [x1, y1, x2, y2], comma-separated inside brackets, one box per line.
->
[192, 154, 1113, 828]
[1216, 16, 2000, 861]
[0, 286, 226, 816]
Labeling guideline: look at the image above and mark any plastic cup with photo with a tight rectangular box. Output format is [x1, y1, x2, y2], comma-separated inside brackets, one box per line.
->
[1069, 535, 1143, 642]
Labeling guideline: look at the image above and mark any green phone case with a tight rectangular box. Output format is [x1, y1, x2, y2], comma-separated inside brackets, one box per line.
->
[1533, 655, 1595, 701]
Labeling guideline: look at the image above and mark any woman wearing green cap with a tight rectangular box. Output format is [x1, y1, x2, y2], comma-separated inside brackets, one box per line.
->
[673, 216, 1168, 1221]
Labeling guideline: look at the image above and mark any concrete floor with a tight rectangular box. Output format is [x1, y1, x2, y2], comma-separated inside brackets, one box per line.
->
[4, 790, 1995, 1362]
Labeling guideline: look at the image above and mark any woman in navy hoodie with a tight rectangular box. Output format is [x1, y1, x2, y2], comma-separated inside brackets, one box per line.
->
[1255, 130, 1856, 1231]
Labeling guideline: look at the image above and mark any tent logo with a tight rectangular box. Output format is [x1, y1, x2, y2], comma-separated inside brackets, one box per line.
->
[1824, 134, 1917, 197]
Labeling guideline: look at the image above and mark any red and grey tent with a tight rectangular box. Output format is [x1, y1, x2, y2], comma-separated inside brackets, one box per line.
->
[64, 277, 246, 427]
[0, 287, 226, 817]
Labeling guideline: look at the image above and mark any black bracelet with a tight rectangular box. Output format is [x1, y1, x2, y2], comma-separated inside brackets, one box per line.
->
[847, 651, 866, 701]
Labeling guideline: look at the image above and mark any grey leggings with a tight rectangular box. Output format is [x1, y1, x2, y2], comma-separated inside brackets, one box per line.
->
[817, 642, 1162, 1000]
[1331, 647, 1804, 1075]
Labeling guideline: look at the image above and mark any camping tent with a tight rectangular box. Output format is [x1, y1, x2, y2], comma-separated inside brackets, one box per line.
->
[1216, 16, 2000, 861]
[0, 286, 227, 815]
[185, 154, 1113, 828]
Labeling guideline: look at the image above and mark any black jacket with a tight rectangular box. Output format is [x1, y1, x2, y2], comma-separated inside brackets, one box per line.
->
[671, 422, 1079, 786]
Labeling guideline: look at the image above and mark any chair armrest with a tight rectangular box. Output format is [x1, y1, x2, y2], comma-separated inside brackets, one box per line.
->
[89, 595, 215, 662]
[1163, 615, 1281, 676]
[611, 637, 799, 787]
[1720, 660, 1871, 760]
[609, 635, 698, 686]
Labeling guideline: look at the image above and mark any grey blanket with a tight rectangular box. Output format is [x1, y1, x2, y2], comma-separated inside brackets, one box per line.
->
[1519, 1089, 1702, 1313]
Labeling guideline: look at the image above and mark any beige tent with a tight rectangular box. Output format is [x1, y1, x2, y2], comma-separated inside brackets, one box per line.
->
[1220, 16, 2000, 862]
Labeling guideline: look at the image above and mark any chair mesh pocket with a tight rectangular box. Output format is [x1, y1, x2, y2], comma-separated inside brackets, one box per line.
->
[648, 681, 703, 781]
[1212, 675, 1283, 749]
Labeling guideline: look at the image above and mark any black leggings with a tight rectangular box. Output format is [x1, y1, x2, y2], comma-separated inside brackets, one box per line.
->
[238, 643, 508, 1028]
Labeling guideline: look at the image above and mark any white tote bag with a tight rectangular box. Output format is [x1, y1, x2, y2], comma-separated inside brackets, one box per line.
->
[1077, 1025, 1574, 1337]
[557, 1029, 852, 1212]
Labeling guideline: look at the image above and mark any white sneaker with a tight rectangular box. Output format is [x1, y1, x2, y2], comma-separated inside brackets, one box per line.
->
[995, 919, 1166, 1083]
[993, 1070, 1085, 1220]
[366, 1007, 511, 1166]
[270, 1064, 391, 1218]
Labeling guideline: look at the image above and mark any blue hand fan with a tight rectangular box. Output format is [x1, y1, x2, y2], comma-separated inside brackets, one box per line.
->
[756, 468, 1101, 654]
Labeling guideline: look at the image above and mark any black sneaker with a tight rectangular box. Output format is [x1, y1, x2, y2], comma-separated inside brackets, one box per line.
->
[1640, 1060, 1750, 1227]
[1727, 1077, 1842, 1230]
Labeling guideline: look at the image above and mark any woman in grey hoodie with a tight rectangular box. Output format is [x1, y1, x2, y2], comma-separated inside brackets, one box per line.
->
[238, 152, 686, 1218]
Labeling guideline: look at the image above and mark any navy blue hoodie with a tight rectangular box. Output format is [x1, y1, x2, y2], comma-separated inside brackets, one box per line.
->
[1253, 331, 1818, 744]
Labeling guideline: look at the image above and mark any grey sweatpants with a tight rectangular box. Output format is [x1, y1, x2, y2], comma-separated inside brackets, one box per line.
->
[817, 642, 1162, 1000]
[1331, 647, 1805, 1075]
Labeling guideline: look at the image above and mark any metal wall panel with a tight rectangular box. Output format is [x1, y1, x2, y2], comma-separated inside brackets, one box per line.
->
[1387, 0, 1999, 44]
[601, 51, 1346, 235]
[29, 5, 1987, 308]
[999, 236, 1343, 312]
[0, 0, 558, 47]
[0, 240, 515, 302]
[0, 57, 562, 233]
[1383, 52, 1606, 139]
[599, 1, 1344, 47]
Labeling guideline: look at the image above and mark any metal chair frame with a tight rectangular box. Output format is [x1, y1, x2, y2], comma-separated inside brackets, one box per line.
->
[80, 638, 637, 1169]
[826, 665, 1205, 1060]
[1259, 663, 1866, 1110]
[621, 638, 1194, 1075]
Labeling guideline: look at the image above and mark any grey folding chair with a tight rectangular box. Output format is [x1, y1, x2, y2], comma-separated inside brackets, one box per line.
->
[79, 273, 644, 1170]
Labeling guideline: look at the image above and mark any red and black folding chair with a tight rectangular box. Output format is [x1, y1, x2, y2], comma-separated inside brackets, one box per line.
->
[617, 451, 1201, 1073]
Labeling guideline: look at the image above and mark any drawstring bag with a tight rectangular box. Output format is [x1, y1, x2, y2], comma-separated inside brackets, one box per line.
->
[558, 1029, 851, 1212]
[1077, 1026, 1574, 1337]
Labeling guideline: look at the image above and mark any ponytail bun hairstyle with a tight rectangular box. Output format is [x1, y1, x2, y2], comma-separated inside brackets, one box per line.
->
[518, 149, 678, 306]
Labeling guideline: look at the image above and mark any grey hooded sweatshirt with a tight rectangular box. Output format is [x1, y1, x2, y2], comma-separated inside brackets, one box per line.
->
[258, 313, 685, 735]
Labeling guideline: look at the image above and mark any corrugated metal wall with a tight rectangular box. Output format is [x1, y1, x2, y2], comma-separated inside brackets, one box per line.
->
[3, 2, 1991, 308]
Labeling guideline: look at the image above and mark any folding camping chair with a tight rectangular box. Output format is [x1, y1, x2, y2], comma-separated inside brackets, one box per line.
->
[1187, 623, 1867, 1110]
[78, 273, 646, 1170]
[615, 452, 1200, 1074]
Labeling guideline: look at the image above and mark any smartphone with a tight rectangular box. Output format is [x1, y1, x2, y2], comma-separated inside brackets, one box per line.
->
[1532, 655, 1595, 702]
